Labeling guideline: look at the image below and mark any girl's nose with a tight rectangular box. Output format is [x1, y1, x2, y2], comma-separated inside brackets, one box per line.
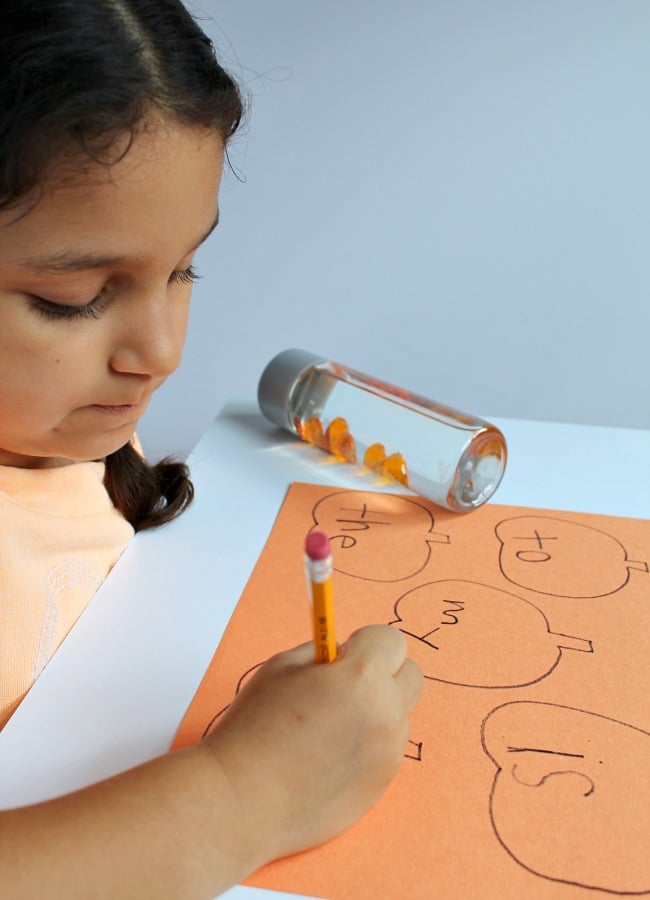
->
[109, 291, 189, 378]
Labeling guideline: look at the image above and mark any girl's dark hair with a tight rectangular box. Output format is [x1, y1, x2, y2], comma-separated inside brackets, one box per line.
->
[0, 0, 244, 531]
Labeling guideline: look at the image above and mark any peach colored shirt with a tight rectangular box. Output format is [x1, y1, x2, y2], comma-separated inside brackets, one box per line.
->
[0, 461, 133, 729]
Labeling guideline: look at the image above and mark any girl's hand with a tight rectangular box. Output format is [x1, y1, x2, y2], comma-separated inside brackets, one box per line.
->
[203, 624, 423, 869]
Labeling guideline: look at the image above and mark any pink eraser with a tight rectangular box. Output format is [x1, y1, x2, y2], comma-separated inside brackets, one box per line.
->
[305, 530, 331, 561]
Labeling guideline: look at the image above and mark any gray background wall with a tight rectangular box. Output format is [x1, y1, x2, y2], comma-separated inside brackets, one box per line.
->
[139, 0, 650, 460]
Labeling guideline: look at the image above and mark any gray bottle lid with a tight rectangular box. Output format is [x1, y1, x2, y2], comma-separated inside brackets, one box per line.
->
[258, 348, 327, 429]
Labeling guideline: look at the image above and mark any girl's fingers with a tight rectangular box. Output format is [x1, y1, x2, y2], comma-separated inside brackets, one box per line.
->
[340, 624, 409, 674]
[266, 626, 423, 714]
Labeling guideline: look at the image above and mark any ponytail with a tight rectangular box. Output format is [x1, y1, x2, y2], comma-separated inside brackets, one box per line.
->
[104, 443, 194, 532]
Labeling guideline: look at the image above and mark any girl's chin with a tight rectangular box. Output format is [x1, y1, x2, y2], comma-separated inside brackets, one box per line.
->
[0, 425, 139, 469]
[58, 428, 139, 464]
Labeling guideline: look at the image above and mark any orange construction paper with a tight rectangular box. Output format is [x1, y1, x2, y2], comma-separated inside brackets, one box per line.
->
[172, 482, 650, 899]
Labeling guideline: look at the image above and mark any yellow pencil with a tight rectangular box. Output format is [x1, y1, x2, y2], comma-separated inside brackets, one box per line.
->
[305, 530, 337, 663]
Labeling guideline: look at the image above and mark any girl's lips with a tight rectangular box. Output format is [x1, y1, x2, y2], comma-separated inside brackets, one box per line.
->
[90, 403, 140, 414]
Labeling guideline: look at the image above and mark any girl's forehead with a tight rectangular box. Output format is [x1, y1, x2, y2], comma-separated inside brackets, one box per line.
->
[0, 124, 224, 264]
[22, 121, 222, 208]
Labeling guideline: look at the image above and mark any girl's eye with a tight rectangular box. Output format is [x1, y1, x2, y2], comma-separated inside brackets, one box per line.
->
[30, 293, 108, 322]
[29, 265, 200, 321]
[169, 264, 201, 286]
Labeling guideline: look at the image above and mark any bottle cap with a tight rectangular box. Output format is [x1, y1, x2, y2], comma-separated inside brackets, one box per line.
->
[258, 348, 327, 429]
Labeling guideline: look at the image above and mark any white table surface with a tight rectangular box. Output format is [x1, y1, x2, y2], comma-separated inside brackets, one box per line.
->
[1, 402, 648, 899]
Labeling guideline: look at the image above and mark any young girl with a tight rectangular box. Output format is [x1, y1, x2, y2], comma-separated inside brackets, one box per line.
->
[0, 1, 423, 896]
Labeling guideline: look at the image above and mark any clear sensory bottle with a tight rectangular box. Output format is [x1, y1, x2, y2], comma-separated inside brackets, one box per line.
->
[257, 348, 507, 512]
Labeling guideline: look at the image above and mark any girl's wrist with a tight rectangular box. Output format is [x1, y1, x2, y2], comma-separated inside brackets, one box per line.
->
[190, 741, 268, 887]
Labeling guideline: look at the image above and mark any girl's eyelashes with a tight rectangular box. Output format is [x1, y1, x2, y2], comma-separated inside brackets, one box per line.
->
[170, 264, 201, 286]
[29, 265, 201, 322]
[30, 292, 108, 321]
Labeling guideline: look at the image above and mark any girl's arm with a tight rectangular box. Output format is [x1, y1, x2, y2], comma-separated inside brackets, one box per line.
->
[0, 625, 422, 899]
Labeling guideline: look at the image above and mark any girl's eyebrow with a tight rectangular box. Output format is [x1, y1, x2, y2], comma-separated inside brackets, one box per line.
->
[15, 209, 220, 274]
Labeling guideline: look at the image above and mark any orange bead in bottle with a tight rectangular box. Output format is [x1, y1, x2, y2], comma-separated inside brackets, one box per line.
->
[297, 416, 326, 449]
[325, 417, 357, 463]
[382, 452, 408, 486]
[363, 442, 387, 473]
